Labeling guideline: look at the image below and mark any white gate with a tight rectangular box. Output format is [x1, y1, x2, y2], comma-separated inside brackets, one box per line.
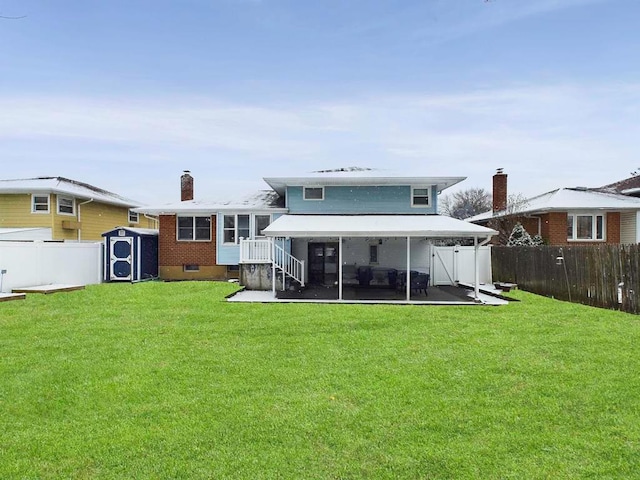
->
[431, 245, 492, 286]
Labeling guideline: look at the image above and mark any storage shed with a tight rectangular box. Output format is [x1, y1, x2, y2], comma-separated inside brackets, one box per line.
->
[102, 227, 159, 282]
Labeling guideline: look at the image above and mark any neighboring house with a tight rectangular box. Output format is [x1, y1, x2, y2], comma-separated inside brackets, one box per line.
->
[137, 168, 498, 301]
[468, 169, 640, 245]
[598, 174, 640, 198]
[0, 177, 156, 241]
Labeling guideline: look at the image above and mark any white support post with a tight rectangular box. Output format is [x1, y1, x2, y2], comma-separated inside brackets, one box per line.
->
[406, 236, 411, 301]
[281, 238, 285, 291]
[338, 236, 343, 300]
[474, 236, 480, 301]
[271, 237, 276, 297]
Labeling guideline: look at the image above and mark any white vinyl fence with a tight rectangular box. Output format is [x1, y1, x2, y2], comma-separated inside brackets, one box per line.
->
[431, 245, 492, 286]
[0, 241, 102, 293]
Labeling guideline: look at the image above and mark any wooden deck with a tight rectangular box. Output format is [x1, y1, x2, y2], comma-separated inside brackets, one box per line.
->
[12, 284, 85, 295]
[0, 292, 26, 302]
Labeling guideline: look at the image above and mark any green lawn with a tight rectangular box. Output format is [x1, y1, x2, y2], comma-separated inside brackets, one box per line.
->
[1, 282, 639, 479]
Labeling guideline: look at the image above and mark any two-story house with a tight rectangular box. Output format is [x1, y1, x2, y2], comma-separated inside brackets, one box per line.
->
[137, 168, 498, 302]
[0, 177, 156, 241]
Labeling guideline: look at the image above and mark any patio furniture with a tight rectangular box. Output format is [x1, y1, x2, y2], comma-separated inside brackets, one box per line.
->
[396, 270, 429, 296]
[411, 273, 429, 296]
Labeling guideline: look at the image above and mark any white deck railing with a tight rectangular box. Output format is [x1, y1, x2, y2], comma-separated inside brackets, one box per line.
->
[239, 238, 305, 287]
[274, 242, 305, 287]
[239, 238, 272, 263]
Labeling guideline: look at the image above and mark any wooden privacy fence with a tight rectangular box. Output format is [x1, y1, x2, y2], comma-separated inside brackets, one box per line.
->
[492, 245, 640, 314]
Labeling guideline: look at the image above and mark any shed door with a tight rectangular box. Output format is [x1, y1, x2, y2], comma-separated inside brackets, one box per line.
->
[110, 237, 133, 281]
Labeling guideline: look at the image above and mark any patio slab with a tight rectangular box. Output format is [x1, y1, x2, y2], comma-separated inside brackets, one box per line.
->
[228, 286, 508, 306]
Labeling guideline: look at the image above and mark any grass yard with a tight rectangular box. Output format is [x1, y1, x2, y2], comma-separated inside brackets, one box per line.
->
[1, 282, 639, 479]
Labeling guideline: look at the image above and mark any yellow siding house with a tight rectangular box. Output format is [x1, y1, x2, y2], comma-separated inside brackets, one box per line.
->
[0, 177, 156, 241]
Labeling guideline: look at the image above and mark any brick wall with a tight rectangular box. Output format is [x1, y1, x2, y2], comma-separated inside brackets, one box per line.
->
[541, 211, 621, 245]
[158, 214, 227, 280]
[606, 212, 621, 244]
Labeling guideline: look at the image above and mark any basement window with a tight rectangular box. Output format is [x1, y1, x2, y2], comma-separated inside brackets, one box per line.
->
[183, 264, 200, 272]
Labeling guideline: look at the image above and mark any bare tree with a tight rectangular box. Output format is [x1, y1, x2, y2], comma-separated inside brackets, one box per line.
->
[439, 187, 492, 219]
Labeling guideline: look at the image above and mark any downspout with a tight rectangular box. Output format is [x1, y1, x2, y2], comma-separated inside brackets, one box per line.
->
[77, 198, 94, 241]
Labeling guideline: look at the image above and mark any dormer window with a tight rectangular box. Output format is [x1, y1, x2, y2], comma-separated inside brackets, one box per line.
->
[303, 187, 324, 200]
[411, 187, 431, 207]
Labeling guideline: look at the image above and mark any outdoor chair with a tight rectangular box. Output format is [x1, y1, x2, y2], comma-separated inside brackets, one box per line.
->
[410, 273, 429, 296]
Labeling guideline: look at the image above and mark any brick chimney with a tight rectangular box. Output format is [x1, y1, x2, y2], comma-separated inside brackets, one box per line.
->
[181, 170, 194, 201]
[493, 168, 507, 213]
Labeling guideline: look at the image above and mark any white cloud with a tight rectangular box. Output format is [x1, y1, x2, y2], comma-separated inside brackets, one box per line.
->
[1, 81, 638, 203]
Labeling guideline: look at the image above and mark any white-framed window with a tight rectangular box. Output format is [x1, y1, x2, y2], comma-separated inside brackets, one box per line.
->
[177, 216, 211, 241]
[567, 213, 605, 241]
[183, 264, 200, 272]
[411, 187, 431, 208]
[57, 196, 75, 215]
[129, 210, 139, 223]
[303, 186, 324, 200]
[254, 215, 271, 238]
[31, 194, 50, 213]
[223, 214, 250, 244]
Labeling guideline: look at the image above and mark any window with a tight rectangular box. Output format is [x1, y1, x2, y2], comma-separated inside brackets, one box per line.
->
[57, 196, 75, 215]
[223, 214, 251, 244]
[303, 187, 324, 200]
[32, 194, 50, 213]
[177, 216, 211, 241]
[411, 187, 430, 207]
[238, 214, 250, 240]
[129, 210, 139, 223]
[255, 215, 271, 237]
[223, 215, 236, 244]
[369, 244, 379, 264]
[183, 264, 200, 272]
[567, 213, 605, 241]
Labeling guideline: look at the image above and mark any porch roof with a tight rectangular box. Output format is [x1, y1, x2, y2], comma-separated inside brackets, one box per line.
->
[263, 214, 498, 238]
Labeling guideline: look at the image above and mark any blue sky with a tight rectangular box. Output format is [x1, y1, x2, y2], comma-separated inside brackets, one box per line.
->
[1, 0, 638, 205]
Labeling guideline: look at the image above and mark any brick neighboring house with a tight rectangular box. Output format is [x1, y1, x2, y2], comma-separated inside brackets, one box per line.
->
[468, 169, 640, 246]
[598, 174, 640, 198]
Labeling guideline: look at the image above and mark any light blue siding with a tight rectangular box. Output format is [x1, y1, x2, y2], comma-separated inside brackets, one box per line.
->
[286, 185, 438, 214]
[216, 212, 283, 265]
